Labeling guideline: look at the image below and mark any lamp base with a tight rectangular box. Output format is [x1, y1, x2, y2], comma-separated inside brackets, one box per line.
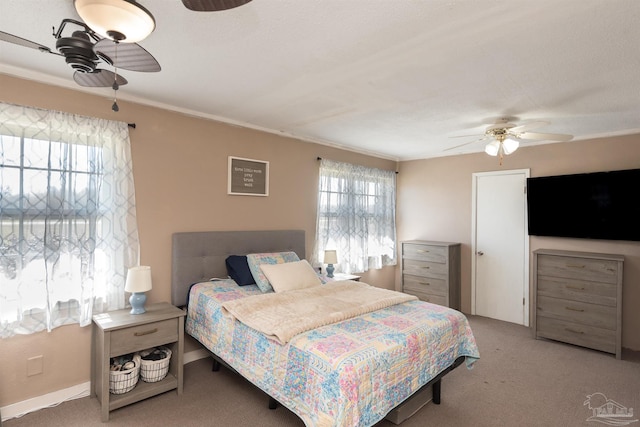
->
[129, 292, 147, 315]
[326, 264, 335, 278]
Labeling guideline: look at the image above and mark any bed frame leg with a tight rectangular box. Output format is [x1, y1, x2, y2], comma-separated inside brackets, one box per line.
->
[268, 397, 278, 410]
[432, 379, 441, 405]
[212, 358, 221, 372]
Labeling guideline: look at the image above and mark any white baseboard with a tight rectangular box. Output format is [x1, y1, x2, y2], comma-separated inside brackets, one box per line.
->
[0, 349, 210, 422]
[0, 381, 90, 422]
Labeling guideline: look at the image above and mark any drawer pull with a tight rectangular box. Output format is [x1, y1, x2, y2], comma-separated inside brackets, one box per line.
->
[134, 328, 158, 337]
[565, 306, 584, 312]
[420, 282, 431, 286]
[417, 250, 430, 253]
[565, 328, 584, 335]
[566, 285, 585, 291]
[420, 266, 430, 269]
[566, 264, 585, 269]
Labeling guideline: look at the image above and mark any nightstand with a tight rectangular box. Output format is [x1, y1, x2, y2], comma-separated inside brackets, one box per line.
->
[91, 302, 186, 422]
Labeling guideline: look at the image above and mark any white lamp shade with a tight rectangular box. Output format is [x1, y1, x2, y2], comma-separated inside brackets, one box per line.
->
[484, 140, 501, 156]
[75, 0, 156, 43]
[323, 250, 338, 264]
[502, 137, 520, 155]
[125, 266, 153, 293]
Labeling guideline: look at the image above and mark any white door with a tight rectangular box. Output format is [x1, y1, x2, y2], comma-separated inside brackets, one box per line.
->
[472, 169, 529, 326]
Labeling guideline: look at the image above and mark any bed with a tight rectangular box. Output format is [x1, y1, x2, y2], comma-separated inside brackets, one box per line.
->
[172, 230, 480, 426]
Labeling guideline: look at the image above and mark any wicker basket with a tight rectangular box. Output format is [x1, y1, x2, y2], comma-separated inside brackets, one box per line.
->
[109, 354, 141, 394]
[140, 346, 172, 383]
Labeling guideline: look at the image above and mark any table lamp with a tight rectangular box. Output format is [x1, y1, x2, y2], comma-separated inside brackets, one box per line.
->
[125, 266, 153, 314]
[323, 250, 338, 278]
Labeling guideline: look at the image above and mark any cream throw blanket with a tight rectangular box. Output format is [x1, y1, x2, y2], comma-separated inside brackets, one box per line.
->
[221, 281, 418, 344]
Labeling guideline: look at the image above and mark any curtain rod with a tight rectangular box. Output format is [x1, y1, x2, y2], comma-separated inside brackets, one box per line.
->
[316, 156, 398, 174]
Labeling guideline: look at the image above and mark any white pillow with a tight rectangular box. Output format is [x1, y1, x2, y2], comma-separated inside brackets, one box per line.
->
[259, 260, 322, 292]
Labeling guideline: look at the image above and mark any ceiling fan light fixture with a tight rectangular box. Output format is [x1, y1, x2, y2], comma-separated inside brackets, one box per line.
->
[74, 0, 155, 43]
[502, 137, 520, 155]
[484, 140, 500, 156]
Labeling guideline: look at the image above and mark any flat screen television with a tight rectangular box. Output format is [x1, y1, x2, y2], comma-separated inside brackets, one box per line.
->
[526, 168, 640, 242]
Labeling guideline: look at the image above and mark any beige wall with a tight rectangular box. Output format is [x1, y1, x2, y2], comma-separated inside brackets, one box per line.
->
[397, 134, 640, 351]
[0, 74, 396, 406]
[1, 73, 638, 409]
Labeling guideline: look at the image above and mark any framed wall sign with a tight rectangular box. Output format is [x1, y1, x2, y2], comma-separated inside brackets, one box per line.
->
[228, 156, 269, 196]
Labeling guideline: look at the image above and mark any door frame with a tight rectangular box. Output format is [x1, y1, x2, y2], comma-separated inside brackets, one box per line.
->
[471, 169, 530, 326]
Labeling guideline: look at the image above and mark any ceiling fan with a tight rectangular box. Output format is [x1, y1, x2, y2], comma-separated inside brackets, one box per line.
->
[0, 0, 253, 111]
[447, 118, 573, 163]
[0, 19, 159, 89]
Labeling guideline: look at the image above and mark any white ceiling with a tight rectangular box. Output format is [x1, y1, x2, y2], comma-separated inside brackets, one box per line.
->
[1, 0, 639, 161]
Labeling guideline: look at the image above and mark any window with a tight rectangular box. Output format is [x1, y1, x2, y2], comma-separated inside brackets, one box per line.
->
[314, 159, 396, 274]
[0, 102, 139, 337]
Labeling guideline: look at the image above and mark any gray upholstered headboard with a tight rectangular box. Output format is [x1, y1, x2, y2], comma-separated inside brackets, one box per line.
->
[171, 230, 306, 307]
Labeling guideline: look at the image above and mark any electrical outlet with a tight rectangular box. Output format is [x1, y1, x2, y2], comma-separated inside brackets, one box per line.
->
[27, 355, 44, 376]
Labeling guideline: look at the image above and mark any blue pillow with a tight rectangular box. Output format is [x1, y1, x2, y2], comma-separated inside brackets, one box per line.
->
[225, 255, 255, 286]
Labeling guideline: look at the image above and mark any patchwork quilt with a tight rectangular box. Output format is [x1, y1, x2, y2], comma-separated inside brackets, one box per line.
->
[186, 279, 480, 427]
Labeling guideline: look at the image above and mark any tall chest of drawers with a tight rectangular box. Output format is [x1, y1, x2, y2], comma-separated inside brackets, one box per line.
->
[401, 240, 461, 310]
[533, 249, 623, 359]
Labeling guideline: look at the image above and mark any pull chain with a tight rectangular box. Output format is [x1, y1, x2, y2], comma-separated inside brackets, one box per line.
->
[112, 41, 120, 112]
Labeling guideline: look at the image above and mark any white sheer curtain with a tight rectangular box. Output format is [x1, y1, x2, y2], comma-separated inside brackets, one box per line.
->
[0, 102, 140, 338]
[314, 159, 397, 274]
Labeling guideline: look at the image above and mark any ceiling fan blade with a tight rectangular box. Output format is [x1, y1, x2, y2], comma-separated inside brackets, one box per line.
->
[444, 136, 490, 151]
[449, 133, 485, 139]
[74, 69, 128, 87]
[509, 121, 549, 133]
[0, 30, 55, 54]
[94, 39, 161, 72]
[182, 0, 253, 11]
[517, 132, 573, 142]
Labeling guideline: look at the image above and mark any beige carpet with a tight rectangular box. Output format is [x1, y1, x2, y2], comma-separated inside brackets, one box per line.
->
[4, 315, 639, 426]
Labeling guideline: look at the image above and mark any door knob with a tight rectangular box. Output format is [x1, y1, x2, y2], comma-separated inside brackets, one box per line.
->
[477, 251, 484, 256]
